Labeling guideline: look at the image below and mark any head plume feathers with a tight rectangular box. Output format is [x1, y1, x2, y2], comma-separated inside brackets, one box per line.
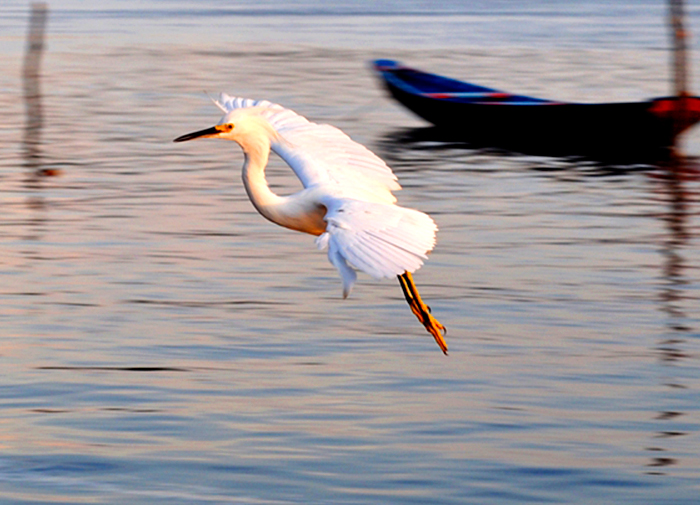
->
[207, 91, 228, 113]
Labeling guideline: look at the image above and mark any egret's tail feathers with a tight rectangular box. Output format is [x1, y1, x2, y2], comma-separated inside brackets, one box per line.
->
[328, 240, 357, 298]
[316, 199, 437, 295]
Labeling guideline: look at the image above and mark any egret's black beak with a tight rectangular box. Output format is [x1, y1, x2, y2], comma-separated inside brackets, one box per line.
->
[173, 125, 220, 143]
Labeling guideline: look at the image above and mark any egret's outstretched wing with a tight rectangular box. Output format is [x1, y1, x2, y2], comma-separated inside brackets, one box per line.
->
[315, 198, 437, 297]
[215, 93, 400, 204]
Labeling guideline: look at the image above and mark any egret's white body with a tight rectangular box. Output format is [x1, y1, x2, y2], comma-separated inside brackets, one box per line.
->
[175, 94, 447, 353]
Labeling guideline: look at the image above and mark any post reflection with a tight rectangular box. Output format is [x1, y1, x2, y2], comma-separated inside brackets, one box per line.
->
[645, 159, 698, 474]
[22, 3, 56, 242]
[23, 2, 48, 181]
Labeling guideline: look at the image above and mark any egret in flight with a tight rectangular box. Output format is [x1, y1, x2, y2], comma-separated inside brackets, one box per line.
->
[174, 94, 447, 354]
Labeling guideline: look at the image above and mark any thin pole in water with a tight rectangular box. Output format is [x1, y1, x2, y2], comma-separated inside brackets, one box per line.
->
[669, 0, 690, 149]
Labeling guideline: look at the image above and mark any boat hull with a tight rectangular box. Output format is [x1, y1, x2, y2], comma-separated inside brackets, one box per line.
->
[374, 60, 700, 161]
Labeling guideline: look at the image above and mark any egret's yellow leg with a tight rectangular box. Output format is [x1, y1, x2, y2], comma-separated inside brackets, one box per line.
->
[398, 271, 448, 355]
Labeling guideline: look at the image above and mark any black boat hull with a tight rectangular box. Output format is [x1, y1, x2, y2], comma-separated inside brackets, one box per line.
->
[375, 60, 700, 161]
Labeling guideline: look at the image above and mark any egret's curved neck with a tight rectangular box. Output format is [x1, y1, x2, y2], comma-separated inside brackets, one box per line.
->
[237, 132, 326, 236]
[240, 134, 285, 220]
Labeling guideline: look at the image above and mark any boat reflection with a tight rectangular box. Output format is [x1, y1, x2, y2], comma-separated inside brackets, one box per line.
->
[378, 125, 682, 169]
[377, 127, 697, 477]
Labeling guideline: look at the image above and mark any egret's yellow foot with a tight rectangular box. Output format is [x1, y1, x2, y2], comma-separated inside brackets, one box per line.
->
[398, 271, 448, 355]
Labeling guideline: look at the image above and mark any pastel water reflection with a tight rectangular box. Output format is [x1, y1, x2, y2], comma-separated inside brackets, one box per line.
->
[0, 1, 698, 503]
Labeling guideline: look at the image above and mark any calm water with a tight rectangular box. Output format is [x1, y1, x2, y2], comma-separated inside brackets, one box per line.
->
[0, 1, 699, 503]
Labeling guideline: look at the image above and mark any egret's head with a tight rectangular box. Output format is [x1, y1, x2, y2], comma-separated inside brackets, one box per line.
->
[174, 109, 278, 144]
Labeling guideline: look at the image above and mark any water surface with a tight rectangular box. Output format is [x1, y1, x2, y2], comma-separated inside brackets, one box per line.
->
[0, 1, 699, 503]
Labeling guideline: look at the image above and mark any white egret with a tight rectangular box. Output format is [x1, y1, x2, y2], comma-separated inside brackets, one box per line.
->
[174, 94, 447, 354]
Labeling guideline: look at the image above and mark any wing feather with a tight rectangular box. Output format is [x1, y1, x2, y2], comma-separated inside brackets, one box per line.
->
[315, 198, 438, 296]
[213, 94, 437, 296]
[216, 93, 400, 203]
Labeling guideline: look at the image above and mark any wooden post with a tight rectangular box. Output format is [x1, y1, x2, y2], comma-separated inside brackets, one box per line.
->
[669, 0, 690, 148]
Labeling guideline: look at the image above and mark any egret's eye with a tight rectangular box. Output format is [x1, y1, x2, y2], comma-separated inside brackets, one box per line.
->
[216, 123, 234, 133]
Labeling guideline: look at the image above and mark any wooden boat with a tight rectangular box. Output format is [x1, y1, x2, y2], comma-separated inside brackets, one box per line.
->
[373, 59, 700, 161]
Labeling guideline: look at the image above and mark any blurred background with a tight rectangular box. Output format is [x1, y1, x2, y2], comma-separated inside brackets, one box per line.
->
[0, 1, 698, 503]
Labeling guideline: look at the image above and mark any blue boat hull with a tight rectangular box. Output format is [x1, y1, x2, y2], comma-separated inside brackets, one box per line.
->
[373, 59, 700, 161]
